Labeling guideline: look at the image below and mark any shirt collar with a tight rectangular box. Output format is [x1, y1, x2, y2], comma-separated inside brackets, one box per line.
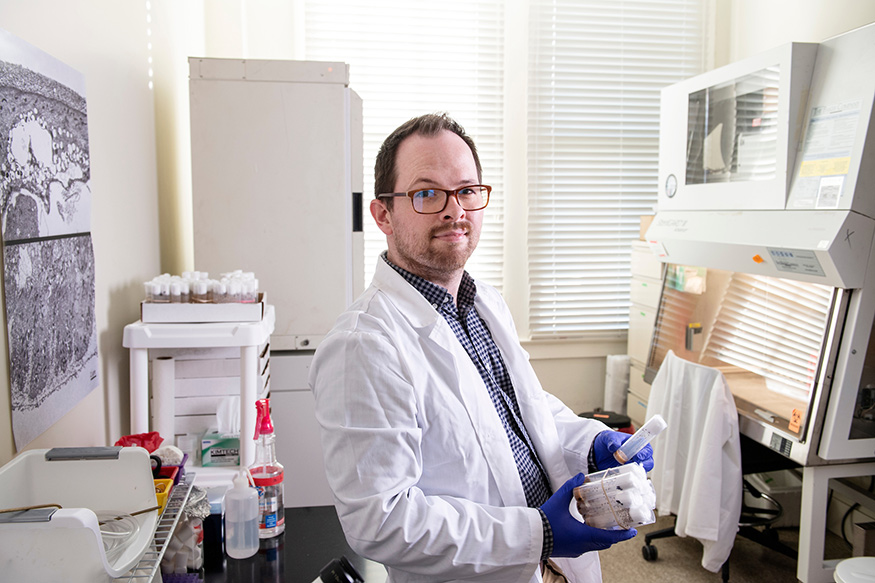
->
[381, 251, 477, 314]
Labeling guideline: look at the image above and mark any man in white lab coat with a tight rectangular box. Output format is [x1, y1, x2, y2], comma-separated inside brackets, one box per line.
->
[309, 113, 653, 583]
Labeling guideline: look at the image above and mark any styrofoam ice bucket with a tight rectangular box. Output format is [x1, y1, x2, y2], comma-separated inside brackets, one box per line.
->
[0, 447, 159, 583]
[573, 463, 657, 530]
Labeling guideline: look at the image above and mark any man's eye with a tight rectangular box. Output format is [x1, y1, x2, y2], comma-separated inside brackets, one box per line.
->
[413, 190, 438, 199]
[458, 187, 476, 196]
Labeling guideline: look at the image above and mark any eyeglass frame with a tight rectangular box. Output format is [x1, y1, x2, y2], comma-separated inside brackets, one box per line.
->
[375, 184, 492, 214]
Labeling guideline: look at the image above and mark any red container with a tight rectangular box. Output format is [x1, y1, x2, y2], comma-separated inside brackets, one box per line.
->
[156, 453, 188, 486]
[155, 465, 179, 484]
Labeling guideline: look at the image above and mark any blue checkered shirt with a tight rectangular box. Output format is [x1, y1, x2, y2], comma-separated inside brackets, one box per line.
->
[383, 254, 555, 559]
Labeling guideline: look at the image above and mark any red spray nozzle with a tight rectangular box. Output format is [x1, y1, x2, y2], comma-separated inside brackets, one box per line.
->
[254, 398, 274, 440]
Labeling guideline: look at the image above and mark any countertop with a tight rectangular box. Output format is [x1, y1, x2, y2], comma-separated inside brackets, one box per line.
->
[203, 506, 387, 583]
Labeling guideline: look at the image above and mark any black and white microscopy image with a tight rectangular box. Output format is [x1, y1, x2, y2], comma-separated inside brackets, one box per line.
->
[0, 59, 90, 241]
[5, 236, 98, 446]
[0, 30, 98, 449]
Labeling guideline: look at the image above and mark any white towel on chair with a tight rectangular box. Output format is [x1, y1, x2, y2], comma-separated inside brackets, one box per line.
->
[646, 350, 743, 572]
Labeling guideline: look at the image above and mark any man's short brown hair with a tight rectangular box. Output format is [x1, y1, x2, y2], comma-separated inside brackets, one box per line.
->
[374, 113, 482, 209]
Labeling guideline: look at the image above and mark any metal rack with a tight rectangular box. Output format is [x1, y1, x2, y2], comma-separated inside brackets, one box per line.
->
[114, 472, 196, 582]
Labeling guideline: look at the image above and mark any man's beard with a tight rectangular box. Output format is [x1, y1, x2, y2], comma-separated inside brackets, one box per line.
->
[394, 221, 479, 283]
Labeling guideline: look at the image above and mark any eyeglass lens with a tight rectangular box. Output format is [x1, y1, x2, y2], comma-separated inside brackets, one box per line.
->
[412, 186, 489, 213]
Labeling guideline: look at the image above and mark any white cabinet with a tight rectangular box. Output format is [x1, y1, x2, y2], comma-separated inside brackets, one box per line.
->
[627, 304, 657, 365]
[189, 58, 364, 352]
[626, 240, 663, 426]
[269, 352, 334, 508]
[188, 59, 364, 505]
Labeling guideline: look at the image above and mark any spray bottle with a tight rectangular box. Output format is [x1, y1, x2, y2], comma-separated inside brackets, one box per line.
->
[252, 398, 285, 538]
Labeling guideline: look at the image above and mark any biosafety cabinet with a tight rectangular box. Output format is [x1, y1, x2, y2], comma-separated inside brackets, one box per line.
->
[644, 24, 875, 582]
[189, 58, 364, 507]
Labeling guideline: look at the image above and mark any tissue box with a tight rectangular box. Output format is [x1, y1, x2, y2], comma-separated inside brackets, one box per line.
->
[201, 429, 240, 466]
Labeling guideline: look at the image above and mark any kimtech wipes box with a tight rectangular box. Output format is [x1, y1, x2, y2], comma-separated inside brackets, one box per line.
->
[201, 429, 240, 466]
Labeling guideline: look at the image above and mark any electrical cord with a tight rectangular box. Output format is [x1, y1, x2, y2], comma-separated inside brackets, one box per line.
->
[839, 476, 875, 548]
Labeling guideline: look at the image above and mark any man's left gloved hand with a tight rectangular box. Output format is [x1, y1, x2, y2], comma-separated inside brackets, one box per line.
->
[593, 430, 654, 472]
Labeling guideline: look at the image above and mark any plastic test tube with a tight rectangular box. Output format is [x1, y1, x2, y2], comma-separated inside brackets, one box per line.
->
[614, 414, 667, 464]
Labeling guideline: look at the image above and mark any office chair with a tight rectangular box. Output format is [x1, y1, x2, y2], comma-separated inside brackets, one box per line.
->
[641, 351, 798, 582]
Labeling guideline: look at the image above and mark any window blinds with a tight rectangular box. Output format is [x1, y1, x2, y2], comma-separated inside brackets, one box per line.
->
[703, 273, 835, 401]
[527, 0, 705, 336]
[303, 0, 506, 291]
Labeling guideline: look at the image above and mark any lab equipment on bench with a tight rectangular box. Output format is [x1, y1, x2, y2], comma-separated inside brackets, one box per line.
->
[644, 22, 875, 582]
[614, 414, 667, 464]
[0, 447, 159, 583]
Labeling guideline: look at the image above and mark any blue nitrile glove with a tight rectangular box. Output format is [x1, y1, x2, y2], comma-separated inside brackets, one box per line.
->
[539, 473, 637, 558]
[593, 430, 655, 472]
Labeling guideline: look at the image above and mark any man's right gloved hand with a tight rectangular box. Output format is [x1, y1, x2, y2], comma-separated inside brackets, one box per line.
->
[539, 473, 637, 558]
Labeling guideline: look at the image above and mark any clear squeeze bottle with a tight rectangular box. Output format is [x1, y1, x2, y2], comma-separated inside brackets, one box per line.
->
[224, 470, 259, 559]
[251, 398, 285, 538]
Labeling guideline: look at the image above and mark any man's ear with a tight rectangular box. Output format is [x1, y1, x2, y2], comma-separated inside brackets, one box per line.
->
[370, 198, 394, 235]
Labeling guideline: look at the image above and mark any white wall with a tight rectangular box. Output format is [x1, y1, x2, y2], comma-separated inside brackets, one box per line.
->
[0, 1, 162, 466]
[721, 0, 875, 65]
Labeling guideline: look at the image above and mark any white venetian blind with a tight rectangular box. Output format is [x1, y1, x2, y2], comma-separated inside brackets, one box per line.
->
[703, 273, 835, 401]
[527, 0, 705, 336]
[303, 1, 505, 291]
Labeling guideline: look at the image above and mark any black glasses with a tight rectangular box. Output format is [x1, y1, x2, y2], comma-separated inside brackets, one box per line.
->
[376, 185, 491, 214]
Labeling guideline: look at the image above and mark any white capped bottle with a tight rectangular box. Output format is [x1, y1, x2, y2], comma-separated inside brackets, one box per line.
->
[223, 471, 259, 559]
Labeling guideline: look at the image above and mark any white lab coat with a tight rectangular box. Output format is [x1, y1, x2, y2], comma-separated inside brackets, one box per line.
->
[309, 259, 610, 583]
[645, 350, 742, 572]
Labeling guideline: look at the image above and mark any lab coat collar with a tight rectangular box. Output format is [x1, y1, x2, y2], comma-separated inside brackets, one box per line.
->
[371, 258, 445, 331]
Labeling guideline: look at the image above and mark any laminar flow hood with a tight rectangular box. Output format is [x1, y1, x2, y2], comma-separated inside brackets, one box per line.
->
[647, 23, 875, 291]
[644, 23, 875, 467]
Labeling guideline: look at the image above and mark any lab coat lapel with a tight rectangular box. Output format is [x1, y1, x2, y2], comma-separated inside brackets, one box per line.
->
[374, 262, 530, 508]
[474, 288, 571, 493]
[425, 318, 530, 507]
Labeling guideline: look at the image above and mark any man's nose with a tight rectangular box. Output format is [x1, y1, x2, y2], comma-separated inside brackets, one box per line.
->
[443, 193, 466, 220]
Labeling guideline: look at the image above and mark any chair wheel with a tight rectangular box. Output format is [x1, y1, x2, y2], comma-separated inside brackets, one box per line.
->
[642, 544, 658, 561]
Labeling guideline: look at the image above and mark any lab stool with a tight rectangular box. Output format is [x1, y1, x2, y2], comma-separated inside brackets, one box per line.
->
[833, 557, 875, 583]
[578, 410, 635, 435]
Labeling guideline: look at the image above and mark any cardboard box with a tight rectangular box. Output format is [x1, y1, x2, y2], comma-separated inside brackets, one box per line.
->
[140, 293, 266, 323]
[201, 428, 240, 466]
[853, 521, 875, 556]
[639, 215, 655, 240]
[747, 470, 803, 527]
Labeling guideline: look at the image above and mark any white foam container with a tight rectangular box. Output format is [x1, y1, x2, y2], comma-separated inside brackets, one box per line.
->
[0, 447, 159, 582]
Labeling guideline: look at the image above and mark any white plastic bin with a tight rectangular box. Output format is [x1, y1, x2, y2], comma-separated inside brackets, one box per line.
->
[0, 446, 159, 582]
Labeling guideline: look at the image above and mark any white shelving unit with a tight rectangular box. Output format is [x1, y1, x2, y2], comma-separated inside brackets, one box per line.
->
[123, 305, 275, 469]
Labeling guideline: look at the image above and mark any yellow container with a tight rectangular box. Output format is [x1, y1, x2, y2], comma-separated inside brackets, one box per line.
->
[153, 478, 174, 513]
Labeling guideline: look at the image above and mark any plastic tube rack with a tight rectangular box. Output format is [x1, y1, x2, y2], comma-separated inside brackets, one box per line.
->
[113, 472, 195, 582]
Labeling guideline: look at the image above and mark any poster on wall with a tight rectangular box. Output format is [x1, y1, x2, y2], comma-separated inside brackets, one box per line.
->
[0, 28, 99, 450]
